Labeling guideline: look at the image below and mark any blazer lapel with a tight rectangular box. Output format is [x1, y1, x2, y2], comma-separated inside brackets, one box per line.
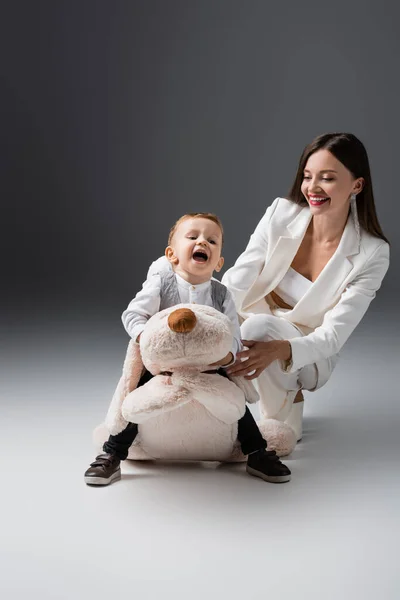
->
[243, 206, 312, 310]
[287, 212, 360, 324]
[242, 203, 361, 325]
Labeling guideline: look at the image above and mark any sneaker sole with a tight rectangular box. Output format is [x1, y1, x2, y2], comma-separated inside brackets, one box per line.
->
[246, 465, 291, 483]
[84, 468, 122, 486]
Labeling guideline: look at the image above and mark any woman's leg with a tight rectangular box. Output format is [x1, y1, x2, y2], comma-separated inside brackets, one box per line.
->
[284, 391, 304, 442]
[240, 314, 333, 423]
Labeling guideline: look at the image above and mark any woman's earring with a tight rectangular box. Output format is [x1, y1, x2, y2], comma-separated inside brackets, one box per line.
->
[350, 193, 360, 240]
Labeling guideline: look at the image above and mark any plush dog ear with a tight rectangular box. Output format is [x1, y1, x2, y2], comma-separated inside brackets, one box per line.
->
[123, 340, 145, 395]
[105, 340, 145, 435]
[227, 375, 259, 404]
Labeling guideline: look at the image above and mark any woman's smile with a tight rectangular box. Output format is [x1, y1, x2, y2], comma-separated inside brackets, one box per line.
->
[307, 194, 331, 207]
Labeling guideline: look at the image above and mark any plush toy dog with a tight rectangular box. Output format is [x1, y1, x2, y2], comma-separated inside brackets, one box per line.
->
[93, 304, 296, 460]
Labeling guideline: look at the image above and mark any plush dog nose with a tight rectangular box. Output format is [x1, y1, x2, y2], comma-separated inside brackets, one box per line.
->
[168, 308, 197, 333]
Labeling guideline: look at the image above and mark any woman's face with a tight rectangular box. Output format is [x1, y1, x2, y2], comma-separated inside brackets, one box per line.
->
[301, 149, 363, 217]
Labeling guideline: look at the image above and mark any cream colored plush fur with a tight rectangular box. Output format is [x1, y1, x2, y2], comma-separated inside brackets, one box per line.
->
[94, 304, 296, 460]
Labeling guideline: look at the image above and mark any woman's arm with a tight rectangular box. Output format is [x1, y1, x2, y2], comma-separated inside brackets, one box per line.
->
[287, 242, 390, 372]
[227, 242, 389, 379]
[221, 198, 279, 311]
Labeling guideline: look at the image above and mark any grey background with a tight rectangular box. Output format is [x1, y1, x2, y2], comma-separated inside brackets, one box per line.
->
[2, 2, 399, 599]
[1, 0, 398, 319]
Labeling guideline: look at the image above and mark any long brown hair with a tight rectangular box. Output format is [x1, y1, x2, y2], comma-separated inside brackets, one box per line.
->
[288, 133, 389, 244]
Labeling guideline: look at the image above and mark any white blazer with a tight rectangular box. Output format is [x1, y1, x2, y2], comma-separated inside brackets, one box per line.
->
[221, 197, 390, 378]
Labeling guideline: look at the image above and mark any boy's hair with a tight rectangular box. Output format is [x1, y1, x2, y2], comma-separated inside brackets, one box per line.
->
[168, 213, 224, 245]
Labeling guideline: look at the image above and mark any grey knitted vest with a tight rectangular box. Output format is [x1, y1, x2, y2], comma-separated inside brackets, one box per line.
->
[159, 269, 227, 312]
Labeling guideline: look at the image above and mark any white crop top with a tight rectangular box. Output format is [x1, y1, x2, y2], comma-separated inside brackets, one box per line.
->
[273, 267, 312, 307]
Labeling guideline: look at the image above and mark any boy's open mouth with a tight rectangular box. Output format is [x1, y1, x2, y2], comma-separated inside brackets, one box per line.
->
[192, 250, 208, 263]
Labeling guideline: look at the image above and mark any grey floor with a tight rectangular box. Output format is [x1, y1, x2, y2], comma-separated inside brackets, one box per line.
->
[2, 307, 399, 600]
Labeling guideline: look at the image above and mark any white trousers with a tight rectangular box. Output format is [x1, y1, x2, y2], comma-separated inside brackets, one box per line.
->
[240, 314, 337, 422]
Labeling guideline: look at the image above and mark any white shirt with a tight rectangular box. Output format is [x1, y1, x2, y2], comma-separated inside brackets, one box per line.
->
[273, 267, 313, 307]
[122, 269, 242, 366]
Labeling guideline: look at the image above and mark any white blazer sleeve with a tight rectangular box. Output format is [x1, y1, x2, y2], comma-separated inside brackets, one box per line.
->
[220, 288, 243, 367]
[288, 243, 390, 371]
[221, 198, 279, 311]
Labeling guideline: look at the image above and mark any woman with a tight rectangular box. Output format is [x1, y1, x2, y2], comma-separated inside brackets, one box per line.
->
[222, 133, 390, 443]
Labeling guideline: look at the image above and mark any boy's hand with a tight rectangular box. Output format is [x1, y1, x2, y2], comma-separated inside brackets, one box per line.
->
[209, 352, 233, 367]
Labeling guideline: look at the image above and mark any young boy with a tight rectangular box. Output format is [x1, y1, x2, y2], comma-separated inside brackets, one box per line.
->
[84, 213, 291, 485]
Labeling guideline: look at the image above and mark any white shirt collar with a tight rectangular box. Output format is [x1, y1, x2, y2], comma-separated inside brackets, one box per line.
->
[175, 272, 211, 291]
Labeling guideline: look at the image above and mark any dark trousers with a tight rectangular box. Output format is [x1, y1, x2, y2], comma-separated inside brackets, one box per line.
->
[103, 369, 267, 460]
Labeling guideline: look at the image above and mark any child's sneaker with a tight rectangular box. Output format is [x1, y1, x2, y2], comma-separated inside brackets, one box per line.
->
[246, 449, 291, 483]
[84, 453, 121, 486]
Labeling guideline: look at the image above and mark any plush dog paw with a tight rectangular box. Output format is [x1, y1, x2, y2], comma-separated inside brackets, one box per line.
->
[257, 419, 297, 457]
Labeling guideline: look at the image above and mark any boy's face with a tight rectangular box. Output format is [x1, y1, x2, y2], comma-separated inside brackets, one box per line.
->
[165, 217, 224, 282]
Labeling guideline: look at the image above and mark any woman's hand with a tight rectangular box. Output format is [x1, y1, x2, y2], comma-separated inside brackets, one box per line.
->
[226, 339, 291, 380]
